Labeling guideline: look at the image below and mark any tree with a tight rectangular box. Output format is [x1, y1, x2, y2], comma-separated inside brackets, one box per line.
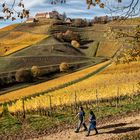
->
[55, 30, 80, 42]
[62, 12, 67, 20]
[106, 25, 140, 64]
[71, 40, 80, 48]
[72, 19, 88, 27]
[15, 68, 33, 83]
[31, 66, 40, 78]
[59, 62, 70, 72]
[63, 30, 80, 42]
[1, 0, 29, 21]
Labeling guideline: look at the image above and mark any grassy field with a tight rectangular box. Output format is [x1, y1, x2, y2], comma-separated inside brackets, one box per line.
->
[0, 93, 139, 139]
[0, 31, 48, 56]
[0, 20, 57, 56]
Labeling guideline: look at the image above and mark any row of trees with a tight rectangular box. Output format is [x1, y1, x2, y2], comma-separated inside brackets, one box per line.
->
[55, 30, 81, 48]
[55, 30, 80, 42]
[0, 63, 70, 89]
[0, 66, 40, 88]
[71, 19, 92, 27]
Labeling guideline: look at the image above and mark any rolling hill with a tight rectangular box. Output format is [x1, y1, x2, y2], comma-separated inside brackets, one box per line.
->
[0, 18, 139, 82]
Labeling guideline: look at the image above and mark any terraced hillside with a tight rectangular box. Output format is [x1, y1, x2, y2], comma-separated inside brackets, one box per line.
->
[0, 23, 49, 56]
[0, 20, 92, 75]
[0, 18, 139, 80]
[1, 60, 139, 113]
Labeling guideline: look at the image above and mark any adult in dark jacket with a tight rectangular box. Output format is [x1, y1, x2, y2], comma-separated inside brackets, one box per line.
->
[75, 106, 87, 133]
[86, 110, 98, 136]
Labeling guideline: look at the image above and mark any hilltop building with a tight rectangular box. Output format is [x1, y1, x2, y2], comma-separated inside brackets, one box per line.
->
[26, 18, 38, 23]
[26, 10, 64, 23]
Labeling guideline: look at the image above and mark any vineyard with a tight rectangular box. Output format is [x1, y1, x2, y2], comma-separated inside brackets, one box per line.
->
[0, 55, 91, 73]
[0, 61, 110, 103]
[0, 61, 139, 114]
[0, 31, 48, 56]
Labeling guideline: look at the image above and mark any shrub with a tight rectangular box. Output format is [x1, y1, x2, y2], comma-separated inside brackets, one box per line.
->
[55, 30, 80, 43]
[0, 77, 3, 84]
[0, 78, 4, 88]
[55, 32, 64, 41]
[31, 66, 40, 78]
[59, 62, 70, 72]
[15, 68, 33, 83]
[71, 40, 80, 48]
[63, 30, 80, 42]
[72, 19, 88, 27]
[7, 72, 15, 84]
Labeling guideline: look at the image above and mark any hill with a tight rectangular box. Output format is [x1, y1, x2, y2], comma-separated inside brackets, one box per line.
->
[0, 18, 139, 93]
[0, 23, 49, 56]
[0, 18, 140, 140]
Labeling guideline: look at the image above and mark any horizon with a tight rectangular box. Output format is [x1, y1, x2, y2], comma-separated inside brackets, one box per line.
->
[0, 0, 139, 28]
[0, 0, 127, 28]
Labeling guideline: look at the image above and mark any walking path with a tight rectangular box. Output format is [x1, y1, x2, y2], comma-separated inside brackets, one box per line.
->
[33, 114, 140, 140]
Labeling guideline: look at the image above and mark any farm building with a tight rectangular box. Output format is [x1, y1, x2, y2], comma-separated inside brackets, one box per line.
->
[35, 11, 62, 20]
[35, 12, 49, 20]
[26, 18, 38, 23]
[65, 18, 72, 24]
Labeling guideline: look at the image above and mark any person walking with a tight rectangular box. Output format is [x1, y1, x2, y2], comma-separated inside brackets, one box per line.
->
[86, 110, 98, 136]
[75, 106, 87, 133]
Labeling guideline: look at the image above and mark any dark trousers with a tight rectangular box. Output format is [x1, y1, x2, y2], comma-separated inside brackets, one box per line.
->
[87, 121, 98, 135]
[76, 120, 87, 132]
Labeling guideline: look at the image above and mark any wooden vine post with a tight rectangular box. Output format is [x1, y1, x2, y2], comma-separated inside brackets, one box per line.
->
[22, 98, 26, 119]
[116, 87, 120, 108]
[74, 92, 78, 113]
[95, 89, 99, 112]
[48, 95, 52, 116]
[132, 84, 135, 102]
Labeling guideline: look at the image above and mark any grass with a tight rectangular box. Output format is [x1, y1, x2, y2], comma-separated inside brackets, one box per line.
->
[0, 31, 48, 56]
[96, 40, 121, 57]
[0, 21, 55, 56]
[0, 24, 18, 33]
[0, 93, 140, 138]
[27, 94, 140, 131]
[0, 113, 21, 135]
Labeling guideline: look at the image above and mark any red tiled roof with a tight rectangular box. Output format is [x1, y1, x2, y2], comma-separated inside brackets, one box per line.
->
[35, 12, 47, 17]
[26, 18, 35, 21]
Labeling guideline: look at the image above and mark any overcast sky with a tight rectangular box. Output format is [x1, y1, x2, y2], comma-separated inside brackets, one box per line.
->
[0, 0, 139, 28]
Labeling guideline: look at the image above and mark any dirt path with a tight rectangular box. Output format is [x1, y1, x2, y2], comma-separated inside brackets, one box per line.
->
[32, 114, 140, 140]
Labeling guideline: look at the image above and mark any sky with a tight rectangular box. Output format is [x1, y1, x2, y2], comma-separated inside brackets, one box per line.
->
[0, 0, 140, 28]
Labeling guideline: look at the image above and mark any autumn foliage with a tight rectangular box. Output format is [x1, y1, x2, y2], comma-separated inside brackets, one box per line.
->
[71, 40, 80, 48]
[59, 62, 70, 72]
[55, 30, 80, 42]
[15, 68, 33, 83]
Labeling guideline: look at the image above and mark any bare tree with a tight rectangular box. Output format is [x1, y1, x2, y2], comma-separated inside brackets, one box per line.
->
[104, 0, 140, 18]
[0, 0, 29, 21]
